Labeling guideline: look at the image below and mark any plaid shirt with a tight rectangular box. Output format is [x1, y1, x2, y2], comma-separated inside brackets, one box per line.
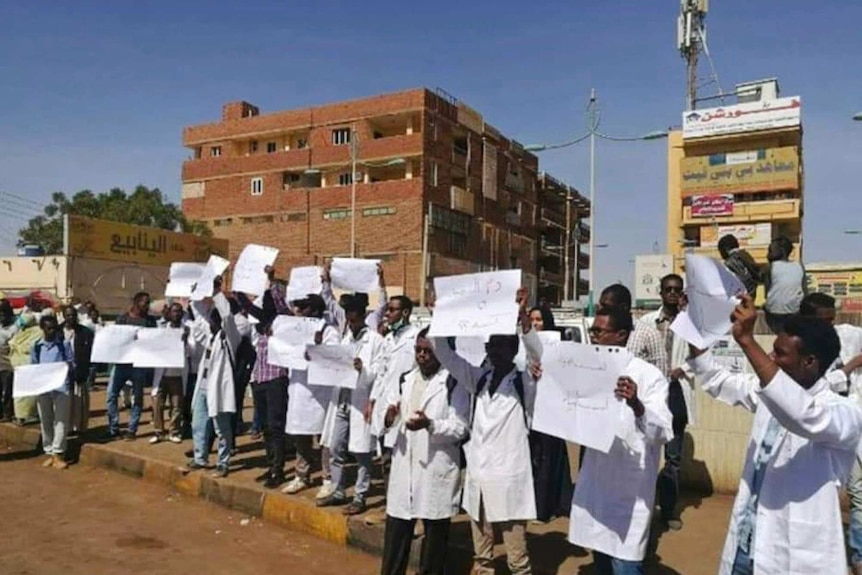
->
[627, 319, 669, 377]
[252, 334, 287, 383]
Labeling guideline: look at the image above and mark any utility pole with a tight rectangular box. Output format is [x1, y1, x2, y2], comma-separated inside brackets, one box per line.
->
[350, 124, 357, 257]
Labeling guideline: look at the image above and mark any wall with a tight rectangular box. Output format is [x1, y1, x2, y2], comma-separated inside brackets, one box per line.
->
[0, 256, 70, 299]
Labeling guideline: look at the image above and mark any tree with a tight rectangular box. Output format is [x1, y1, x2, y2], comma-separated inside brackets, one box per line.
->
[18, 186, 211, 254]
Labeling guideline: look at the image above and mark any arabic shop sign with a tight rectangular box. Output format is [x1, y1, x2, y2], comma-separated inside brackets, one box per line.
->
[680, 146, 799, 197]
[691, 194, 734, 217]
[682, 96, 801, 139]
[64, 215, 229, 266]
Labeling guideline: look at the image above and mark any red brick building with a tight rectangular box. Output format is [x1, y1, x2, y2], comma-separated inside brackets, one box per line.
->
[182, 88, 588, 304]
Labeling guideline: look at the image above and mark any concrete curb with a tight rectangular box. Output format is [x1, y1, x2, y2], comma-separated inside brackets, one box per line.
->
[78, 443, 353, 547]
[0, 422, 42, 452]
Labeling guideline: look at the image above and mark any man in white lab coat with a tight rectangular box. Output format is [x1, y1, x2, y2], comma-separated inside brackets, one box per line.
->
[689, 294, 862, 575]
[188, 281, 248, 478]
[379, 328, 470, 575]
[799, 292, 862, 574]
[640, 273, 695, 531]
[569, 307, 673, 574]
[318, 294, 388, 515]
[432, 293, 541, 575]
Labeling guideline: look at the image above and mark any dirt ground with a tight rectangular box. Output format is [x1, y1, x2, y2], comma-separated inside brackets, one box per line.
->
[0, 442, 379, 575]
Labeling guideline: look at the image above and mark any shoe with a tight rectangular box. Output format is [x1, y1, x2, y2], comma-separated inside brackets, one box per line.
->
[104, 431, 120, 442]
[316, 493, 348, 508]
[663, 518, 683, 531]
[184, 448, 194, 458]
[149, 435, 162, 445]
[363, 510, 387, 526]
[264, 474, 285, 489]
[187, 460, 207, 471]
[254, 471, 270, 483]
[250, 431, 262, 441]
[282, 477, 310, 495]
[211, 465, 229, 479]
[343, 499, 367, 516]
[316, 479, 335, 500]
[53, 455, 69, 470]
[122, 431, 137, 442]
[42, 456, 55, 468]
[168, 434, 182, 444]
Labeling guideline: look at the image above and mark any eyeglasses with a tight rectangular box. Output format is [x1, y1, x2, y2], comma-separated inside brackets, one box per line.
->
[662, 286, 684, 294]
[387, 307, 403, 312]
[588, 327, 618, 337]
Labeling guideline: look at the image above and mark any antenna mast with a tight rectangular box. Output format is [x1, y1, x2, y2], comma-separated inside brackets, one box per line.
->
[678, 0, 709, 110]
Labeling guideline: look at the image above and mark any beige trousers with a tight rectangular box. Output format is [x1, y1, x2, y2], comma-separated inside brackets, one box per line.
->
[470, 501, 532, 575]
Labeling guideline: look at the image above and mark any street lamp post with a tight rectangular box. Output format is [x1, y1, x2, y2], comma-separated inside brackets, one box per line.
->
[853, 112, 862, 121]
[526, 89, 667, 316]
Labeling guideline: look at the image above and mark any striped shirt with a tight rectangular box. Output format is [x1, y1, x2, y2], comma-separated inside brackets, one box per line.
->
[251, 334, 286, 383]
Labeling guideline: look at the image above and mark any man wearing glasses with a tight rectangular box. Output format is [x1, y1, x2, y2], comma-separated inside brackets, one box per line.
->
[642, 274, 695, 531]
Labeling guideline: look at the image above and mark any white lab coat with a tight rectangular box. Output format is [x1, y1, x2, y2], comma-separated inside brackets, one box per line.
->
[641, 308, 697, 424]
[689, 351, 862, 575]
[319, 327, 388, 454]
[372, 323, 421, 446]
[833, 324, 862, 400]
[286, 323, 340, 435]
[433, 330, 542, 522]
[383, 367, 470, 520]
[568, 356, 673, 561]
[190, 294, 247, 418]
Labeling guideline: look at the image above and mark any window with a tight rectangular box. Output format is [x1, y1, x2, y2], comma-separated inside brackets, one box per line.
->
[332, 128, 351, 146]
[453, 136, 468, 156]
[251, 177, 263, 196]
[249, 140, 258, 154]
[266, 141, 277, 154]
[431, 205, 470, 235]
[194, 147, 202, 159]
[362, 206, 396, 217]
[338, 173, 354, 186]
[297, 138, 308, 149]
[431, 162, 439, 187]
[210, 146, 222, 157]
[323, 208, 352, 220]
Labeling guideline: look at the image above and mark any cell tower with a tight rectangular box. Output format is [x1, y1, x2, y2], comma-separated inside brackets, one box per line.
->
[677, 0, 722, 110]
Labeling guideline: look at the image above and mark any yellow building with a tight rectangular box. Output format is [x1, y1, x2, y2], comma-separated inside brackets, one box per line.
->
[806, 262, 862, 312]
[666, 79, 803, 295]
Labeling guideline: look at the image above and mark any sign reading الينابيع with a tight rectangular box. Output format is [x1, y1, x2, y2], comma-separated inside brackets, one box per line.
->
[63, 215, 229, 266]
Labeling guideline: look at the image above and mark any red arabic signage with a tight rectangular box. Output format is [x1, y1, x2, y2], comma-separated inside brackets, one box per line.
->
[691, 194, 734, 218]
[682, 97, 801, 139]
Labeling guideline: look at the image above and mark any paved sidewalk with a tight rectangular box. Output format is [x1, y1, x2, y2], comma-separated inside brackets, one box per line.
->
[2, 387, 737, 574]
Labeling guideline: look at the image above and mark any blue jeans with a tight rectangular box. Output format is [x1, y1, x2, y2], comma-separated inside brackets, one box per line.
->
[730, 546, 754, 575]
[191, 385, 215, 466]
[593, 552, 643, 575]
[212, 412, 234, 469]
[106, 364, 148, 435]
[848, 456, 862, 564]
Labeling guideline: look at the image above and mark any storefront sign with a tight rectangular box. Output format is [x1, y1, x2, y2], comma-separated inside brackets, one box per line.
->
[701, 223, 772, 249]
[681, 146, 799, 196]
[64, 215, 229, 266]
[691, 194, 734, 217]
[682, 96, 801, 139]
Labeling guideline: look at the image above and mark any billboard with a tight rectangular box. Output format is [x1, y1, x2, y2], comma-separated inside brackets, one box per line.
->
[64, 215, 229, 267]
[682, 96, 801, 139]
[680, 146, 799, 197]
[691, 194, 734, 217]
[701, 223, 772, 248]
[635, 254, 673, 307]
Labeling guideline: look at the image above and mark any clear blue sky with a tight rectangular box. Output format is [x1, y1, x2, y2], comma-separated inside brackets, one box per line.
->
[1, 1, 861, 292]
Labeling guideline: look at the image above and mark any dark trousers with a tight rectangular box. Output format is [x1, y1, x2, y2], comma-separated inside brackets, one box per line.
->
[658, 379, 689, 521]
[0, 370, 14, 420]
[252, 377, 288, 478]
[380, 515, 450, 575]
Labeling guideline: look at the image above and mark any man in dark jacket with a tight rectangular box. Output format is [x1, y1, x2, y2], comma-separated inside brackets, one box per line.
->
[62, 306, 94, 434]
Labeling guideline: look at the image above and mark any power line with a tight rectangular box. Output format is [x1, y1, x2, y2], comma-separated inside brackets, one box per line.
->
[0, 193, 44, 214]
[0, 204, 40, 220]
[0, 191, 43, 208]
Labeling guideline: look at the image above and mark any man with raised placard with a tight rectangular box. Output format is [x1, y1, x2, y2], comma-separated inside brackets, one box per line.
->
[105, 292, 157, 442]
[688, 295, 862, 575]
[318, 294, 388, 515]
[430, 290, 540, 575]
[569, 307, 673, 574]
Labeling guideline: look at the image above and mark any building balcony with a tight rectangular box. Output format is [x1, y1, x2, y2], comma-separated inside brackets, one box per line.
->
[183, 133, 424, 181]
[678, 241, 801, 265]
[539, 268, 564, 286]
[540, 207, 565, 228]
[577, 278, 590, 297]
[577, 251, 590, 270]
[576, 224, 590, 243]
[682, 198, 801, 225]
